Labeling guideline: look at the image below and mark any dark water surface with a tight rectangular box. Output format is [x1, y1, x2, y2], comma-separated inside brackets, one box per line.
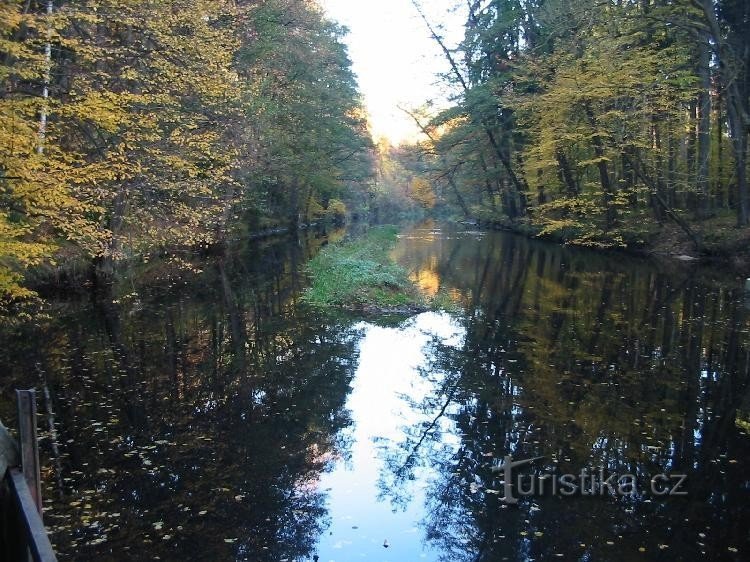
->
[1, 222, 749, 561]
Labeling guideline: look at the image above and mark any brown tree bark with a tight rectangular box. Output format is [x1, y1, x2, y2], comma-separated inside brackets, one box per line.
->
[698, 0, 749, 226]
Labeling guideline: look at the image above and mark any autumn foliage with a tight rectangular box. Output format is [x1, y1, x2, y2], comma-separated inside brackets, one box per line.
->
[0, 0, 373, 306]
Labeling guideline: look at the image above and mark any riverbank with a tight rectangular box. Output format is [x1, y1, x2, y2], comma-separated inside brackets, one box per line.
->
[467, 211, 750, 274]
[12, 213, 749, 326]
[303, 226, 427, 312]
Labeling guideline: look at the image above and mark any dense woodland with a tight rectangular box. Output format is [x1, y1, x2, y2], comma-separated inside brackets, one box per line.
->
[406, 0, 750, 250]
[2, 0, 750, 313]
[0, 0, 374, 307]
[1, 3, 749, 557]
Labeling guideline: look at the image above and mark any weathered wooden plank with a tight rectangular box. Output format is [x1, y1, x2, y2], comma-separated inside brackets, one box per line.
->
[7, 469, 57, 562]
[0, 422, 19, 477]
[16, 390, 42, 515]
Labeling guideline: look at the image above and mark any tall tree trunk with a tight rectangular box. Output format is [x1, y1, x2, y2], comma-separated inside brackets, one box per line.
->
[696, 31, 712, 218]
[288, 177, 300, 230]
[730, 127, 749, 226]
[98, 188, 129, 278]
[477, 152, 498, 212]
[37, 0, 53, 154]
[667, 122, 677, 208]
[698, 0, 749, 226]
[584, 105, 616, 230]
[686, 100, 697, 210]
[217, 183, 236, 242]
[716, 84, 725, 208]
[447, 168, 470, 218]
[652, 118, 666, 222]
[555, 149, 578, 197]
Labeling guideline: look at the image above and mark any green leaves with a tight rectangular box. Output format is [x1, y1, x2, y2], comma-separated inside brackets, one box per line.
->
[303, 226, 423, 309]
[0, 0, 373, 312]
[240, 0, 371, 225]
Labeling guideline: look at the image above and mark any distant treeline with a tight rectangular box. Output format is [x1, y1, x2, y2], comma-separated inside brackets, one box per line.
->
[407, 0, 749, 250]
[0, 0, 375, 306]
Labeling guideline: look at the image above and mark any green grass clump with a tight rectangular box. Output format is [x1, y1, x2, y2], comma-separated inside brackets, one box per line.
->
[303, 226, 424, 309]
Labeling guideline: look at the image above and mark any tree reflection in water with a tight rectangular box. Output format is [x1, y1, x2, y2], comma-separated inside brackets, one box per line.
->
[0, 229, 361, 561]
[380, 223, 750, 561]
[0, 222, 748, 561]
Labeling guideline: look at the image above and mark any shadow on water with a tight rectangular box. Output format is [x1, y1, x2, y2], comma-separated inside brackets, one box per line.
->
[0, 227, 359, 561]
[384, 222, 750, 561]
[0, 221, 748, 561]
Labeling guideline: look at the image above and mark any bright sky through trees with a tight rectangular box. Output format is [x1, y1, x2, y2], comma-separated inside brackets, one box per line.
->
[320, 0, 464, 144]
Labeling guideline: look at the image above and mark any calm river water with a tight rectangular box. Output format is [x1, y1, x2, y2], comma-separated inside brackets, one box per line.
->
[1, 222, 749, 561]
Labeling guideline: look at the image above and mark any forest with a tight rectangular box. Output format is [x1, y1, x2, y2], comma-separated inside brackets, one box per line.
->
[2, 0, 750, 315]
[1, 0, 374, 310]
[403, 0, 750, 252]
[1, 2, 749, 560]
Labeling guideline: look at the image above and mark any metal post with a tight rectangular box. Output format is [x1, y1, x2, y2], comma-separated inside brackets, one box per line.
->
[15, 390, 42, 516]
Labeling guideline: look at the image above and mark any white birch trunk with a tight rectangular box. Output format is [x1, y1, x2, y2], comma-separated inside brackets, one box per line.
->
[37, 0, 53, 155]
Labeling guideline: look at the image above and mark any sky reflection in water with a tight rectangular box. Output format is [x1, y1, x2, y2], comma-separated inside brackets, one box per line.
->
[317, 313, 463, 561]
[0, 223, 748, 561]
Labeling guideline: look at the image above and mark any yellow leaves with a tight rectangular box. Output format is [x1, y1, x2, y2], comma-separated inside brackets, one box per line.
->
[537, 218, 582, 239]
[0, 3, 24, 31]
[409, 177, 437, 209]
[120, 67, 139, 81]
[0, 267, 36, 302]
[509, 1, 703, 249]
[307, 198, 326, 221]
[0, 214, 54, 302]
[0, 0, 370, 313]
[577, 156, 612, 168]
[57, 91, 133, 134]
[326, 199, 347, 221]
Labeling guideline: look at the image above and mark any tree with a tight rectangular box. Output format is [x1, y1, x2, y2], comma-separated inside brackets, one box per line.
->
[0, 0, 374, 310]
[412, 0, 749, 248]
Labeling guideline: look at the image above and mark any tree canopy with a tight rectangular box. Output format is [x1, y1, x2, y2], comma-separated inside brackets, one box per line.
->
[409, 0, 750, 250]
[0, 0, 374, 309]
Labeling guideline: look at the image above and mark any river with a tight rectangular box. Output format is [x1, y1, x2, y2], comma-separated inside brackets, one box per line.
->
[1, 221, 748, 561]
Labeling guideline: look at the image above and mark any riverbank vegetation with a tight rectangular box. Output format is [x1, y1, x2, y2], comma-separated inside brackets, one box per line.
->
[0, 0, 373, 311]
[4, 0, 750, 317]
[404, 0, 750, 257]
[303, 226, 424, 311]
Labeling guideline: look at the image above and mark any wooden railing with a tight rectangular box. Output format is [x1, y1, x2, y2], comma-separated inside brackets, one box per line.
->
[0, 390, 58, 562]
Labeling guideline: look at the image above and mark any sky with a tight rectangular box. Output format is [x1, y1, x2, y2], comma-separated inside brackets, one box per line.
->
[319, 0, 465, 144]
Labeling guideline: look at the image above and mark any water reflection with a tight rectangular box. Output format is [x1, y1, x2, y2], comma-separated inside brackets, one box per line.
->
[0, 222, 748, 561]
[385, 222, 750, 561]
[316, 313, 463, 562]
[1, 229, 359, 561]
